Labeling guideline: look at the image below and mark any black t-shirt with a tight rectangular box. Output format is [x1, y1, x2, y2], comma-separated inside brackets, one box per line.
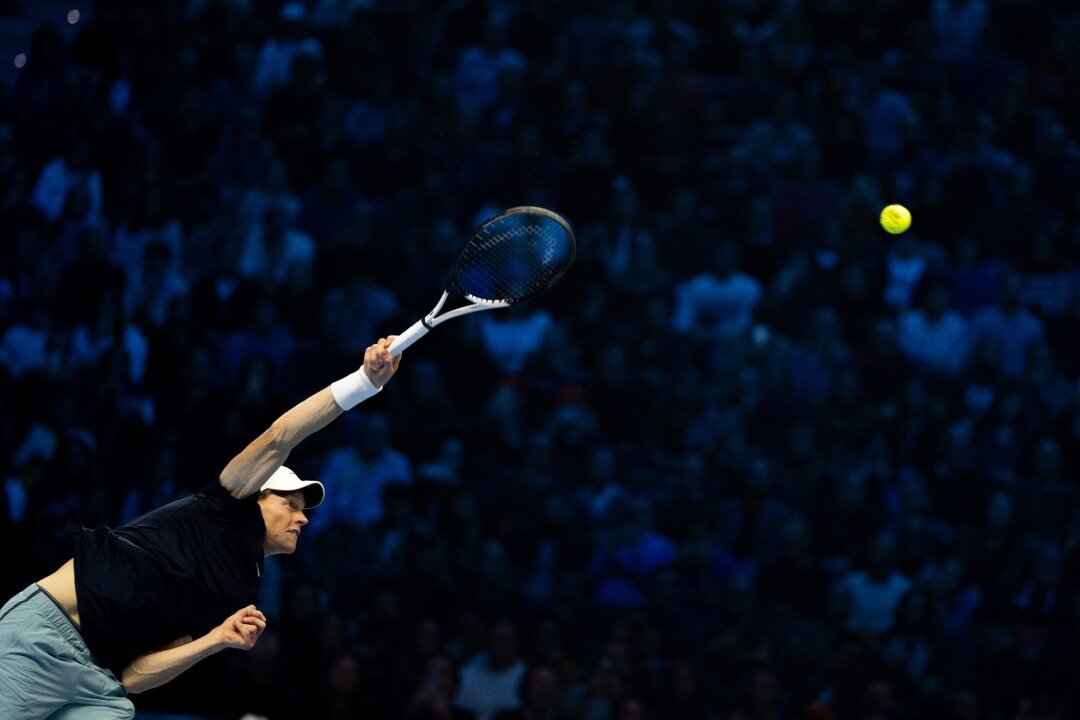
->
[72, 482, 265, 675]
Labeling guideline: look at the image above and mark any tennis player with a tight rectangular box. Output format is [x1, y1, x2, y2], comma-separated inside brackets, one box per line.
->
[0, 337, 401, 719]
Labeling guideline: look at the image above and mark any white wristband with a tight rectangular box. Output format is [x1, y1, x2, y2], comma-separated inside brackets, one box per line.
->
[330, 368, 381, 410]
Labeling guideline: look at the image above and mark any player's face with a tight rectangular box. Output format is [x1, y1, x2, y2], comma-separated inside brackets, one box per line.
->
[259, 490, 309, 556]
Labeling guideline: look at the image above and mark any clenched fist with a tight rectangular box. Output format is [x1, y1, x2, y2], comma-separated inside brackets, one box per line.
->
[218, 605, 267, 651]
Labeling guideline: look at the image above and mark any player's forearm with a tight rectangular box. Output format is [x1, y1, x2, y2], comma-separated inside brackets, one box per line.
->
[220, 342, 397, 499]
[121, 632, 223, 694]
[220, 387, 344, 498]
[269, 386, 346, 449]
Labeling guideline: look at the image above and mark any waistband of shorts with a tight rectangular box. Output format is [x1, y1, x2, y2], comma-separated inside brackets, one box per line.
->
[29, 583, 90, 653]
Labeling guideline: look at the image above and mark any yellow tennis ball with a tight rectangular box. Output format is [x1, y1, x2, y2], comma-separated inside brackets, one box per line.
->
[880, 204, 912, 234]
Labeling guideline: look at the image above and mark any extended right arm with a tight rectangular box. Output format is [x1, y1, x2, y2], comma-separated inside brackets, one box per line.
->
[218, 338, 400, 499]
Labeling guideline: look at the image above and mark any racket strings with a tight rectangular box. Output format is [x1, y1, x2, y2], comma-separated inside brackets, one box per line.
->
[456, 216, 573, 303]
[463, 237, 564, 299]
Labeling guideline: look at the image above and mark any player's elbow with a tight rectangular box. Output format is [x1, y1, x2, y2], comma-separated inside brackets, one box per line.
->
[120, 669, 149, 694]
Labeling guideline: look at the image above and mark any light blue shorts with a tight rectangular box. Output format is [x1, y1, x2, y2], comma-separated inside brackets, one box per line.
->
[0, 584, 134, 719]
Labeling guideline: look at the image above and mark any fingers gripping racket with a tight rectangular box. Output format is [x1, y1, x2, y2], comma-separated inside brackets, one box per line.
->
[388, 206, 576, 356]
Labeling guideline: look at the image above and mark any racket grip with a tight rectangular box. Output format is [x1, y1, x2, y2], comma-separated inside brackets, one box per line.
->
[388, 320, 429, 356]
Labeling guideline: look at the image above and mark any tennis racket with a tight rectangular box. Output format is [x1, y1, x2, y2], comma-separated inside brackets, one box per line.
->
[387, 206, 576, 356]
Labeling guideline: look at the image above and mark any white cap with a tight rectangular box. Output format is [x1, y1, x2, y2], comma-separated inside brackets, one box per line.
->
[260, 466, 325, 509]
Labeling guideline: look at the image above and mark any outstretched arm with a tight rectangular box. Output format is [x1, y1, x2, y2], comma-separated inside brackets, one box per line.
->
[219, 338, 400, 499]
[121, 606, 267, 694]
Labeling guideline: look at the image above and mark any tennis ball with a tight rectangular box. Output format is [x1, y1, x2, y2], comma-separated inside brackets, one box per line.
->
[880, 204, 912, 234]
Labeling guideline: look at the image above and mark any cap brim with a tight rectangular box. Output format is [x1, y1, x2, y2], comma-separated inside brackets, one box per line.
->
[261, 467, 325, 509]
[298, 480, 325, 509]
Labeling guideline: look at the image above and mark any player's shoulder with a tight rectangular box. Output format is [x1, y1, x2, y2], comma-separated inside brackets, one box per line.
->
[199, 479, 260, 507]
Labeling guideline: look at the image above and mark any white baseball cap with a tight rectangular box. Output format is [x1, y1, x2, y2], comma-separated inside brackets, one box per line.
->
[260, 466, 325, 509]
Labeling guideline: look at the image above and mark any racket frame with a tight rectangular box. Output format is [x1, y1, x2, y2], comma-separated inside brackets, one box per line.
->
[388, 290, 510, 355]
[387, 206, 574, 357]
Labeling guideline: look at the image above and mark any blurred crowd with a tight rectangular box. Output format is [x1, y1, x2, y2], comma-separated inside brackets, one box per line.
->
[2, 0, 1080, 718]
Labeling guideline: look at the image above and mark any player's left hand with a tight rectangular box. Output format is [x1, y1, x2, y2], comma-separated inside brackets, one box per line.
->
[363, 337, 401, 388]
[218, 605, 267, 650]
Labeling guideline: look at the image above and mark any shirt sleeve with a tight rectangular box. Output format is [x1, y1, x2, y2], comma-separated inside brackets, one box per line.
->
[197, 481, 264, 532]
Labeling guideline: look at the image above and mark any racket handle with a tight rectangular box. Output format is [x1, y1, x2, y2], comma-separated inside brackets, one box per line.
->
[388, 320, 429, 357]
